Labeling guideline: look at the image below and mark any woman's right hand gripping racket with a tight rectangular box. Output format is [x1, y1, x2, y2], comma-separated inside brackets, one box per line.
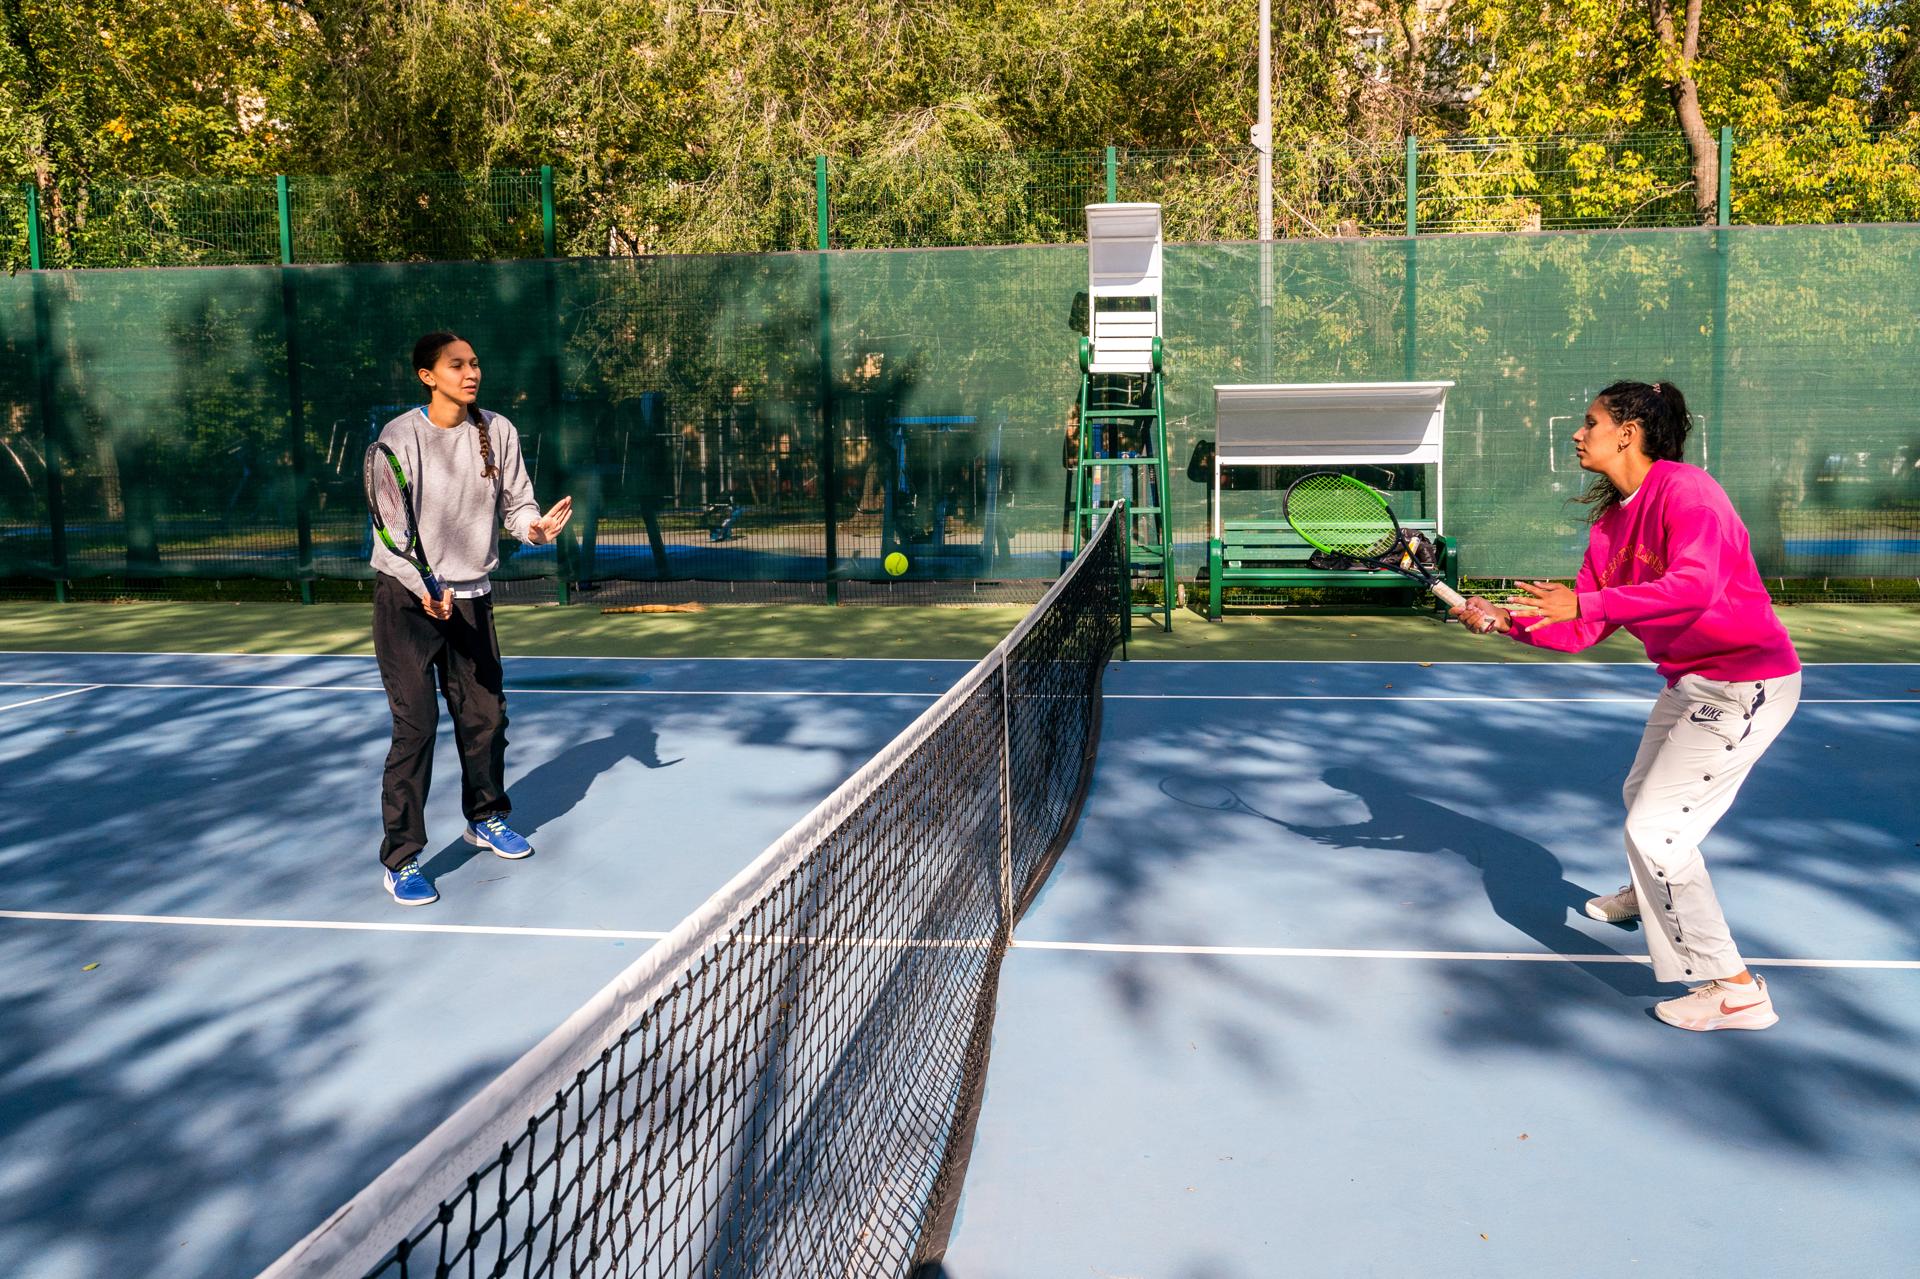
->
[1281, 471, 1497, 633]
[364, 442, 446, 609]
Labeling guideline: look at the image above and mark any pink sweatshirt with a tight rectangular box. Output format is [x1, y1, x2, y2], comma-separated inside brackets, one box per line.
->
[1507, 459, 1799, 684]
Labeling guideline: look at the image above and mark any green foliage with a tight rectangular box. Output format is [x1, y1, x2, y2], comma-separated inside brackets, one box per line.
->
[0, 0, 1915, 264]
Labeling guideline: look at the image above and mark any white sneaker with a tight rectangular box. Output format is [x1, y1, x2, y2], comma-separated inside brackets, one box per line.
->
[1654, 975, 1778, 1032]
[1584, 884, 1640, 923]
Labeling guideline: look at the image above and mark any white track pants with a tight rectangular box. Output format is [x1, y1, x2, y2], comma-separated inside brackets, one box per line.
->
[1620, 671, 1800, 984]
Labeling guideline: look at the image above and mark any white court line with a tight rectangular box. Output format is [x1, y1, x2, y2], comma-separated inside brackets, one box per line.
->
[0, 909, 669, 942]
[1, 681, 1912, 706]
[0, 685, 102, 713]
[2, 908, 1913, 970]
[0, 680, 933, 699]
[1107, 694, 1920, 705]
[1, 649, 1911, 669]
[0, 649, 977, 664]
[1013, 939, 1920, 970]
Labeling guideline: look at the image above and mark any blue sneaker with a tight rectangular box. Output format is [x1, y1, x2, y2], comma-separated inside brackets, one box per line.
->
[465, 815, 533, 859]
[383, 859, 439, 907]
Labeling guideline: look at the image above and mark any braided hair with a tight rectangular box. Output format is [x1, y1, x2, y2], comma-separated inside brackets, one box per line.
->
[411, 331, 498, 480]
[1577, 379, 1692, 522]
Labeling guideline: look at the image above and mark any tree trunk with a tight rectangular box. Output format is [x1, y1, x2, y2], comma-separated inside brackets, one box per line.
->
[1650, 0, 1717, 222]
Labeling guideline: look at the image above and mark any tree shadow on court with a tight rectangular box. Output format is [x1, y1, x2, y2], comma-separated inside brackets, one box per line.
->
[420, 712, 681, 882]
[1043, 689, 1920, 1170]
[0, 929, 516, 1279]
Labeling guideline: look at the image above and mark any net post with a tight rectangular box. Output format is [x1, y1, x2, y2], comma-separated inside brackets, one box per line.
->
[1117, 502, 1131, 658]
[996, 658, 1015, 935]
[1104, 146, 1118, 204]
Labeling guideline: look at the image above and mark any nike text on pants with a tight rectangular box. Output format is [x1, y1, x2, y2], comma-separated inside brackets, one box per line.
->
[1620, 671, 1799, 984]
[372, 571, 512, 870]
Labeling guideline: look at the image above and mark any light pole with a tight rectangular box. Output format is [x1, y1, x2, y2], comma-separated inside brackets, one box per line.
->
[1254, 0, 1272, 242]
[1253, 0, 1274, 378]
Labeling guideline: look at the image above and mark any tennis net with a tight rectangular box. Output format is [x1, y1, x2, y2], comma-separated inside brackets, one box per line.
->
[261, 503, 1128, 1279]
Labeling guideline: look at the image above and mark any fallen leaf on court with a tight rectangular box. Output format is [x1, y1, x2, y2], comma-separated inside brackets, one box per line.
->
[1518, 1133, 1529, 1140]
[1480, 1233, 1489, 1241]
[1384, 683, 1393, 689]
[1419, 662, 1433, 668]
[82, 963, 99, 971]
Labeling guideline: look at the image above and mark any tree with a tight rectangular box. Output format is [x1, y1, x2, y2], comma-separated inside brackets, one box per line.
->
[1648, 0, 1718, 219]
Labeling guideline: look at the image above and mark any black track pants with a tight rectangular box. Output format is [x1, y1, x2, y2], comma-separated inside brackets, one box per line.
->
[372, 572, 511, 869]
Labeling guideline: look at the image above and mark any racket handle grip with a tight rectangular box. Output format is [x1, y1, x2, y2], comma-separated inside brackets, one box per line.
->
[421, 572, 445, 601]
[1431, 582, 1467, 609]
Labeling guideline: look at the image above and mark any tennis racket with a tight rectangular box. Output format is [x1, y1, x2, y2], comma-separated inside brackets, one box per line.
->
[1282, 471, 1492, 632]
[364, 442, 444, 601]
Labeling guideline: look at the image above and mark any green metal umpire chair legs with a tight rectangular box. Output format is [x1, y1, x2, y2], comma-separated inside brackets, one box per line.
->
[1073, 362, 1175, 631]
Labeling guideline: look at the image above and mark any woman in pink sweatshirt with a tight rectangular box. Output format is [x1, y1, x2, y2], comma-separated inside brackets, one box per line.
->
[1456, 381, 1800, 1032]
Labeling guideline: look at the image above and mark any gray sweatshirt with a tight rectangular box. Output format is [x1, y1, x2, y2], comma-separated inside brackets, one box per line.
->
[369, 407, 541, 593]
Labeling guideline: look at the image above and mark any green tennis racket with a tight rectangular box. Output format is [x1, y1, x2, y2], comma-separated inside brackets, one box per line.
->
[364, 441, 444, 601]
[1282, 471, 1490, 631]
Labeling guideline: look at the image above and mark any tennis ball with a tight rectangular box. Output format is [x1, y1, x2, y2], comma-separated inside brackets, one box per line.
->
[883, 552, 909, 577]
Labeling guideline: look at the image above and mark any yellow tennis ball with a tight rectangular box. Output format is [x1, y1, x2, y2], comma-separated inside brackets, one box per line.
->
[883, 552, 909, 577]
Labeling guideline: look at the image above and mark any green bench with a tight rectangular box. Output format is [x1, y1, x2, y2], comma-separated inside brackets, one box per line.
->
[1205, 518, 1459, 620]
[1204, 381, 1461, 622]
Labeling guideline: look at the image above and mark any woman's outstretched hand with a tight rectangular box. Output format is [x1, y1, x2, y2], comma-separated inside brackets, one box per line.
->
[1449, 595, 1512, 635]
[526, 496, 575, 545]
[1505, 580, 1579, 627]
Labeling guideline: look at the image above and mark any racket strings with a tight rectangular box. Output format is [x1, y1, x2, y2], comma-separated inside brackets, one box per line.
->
[365, 448, 417, 545]
[1286, 475, 1399, 559]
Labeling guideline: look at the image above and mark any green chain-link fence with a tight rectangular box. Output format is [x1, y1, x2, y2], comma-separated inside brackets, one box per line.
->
[8, 124, 1919, 270]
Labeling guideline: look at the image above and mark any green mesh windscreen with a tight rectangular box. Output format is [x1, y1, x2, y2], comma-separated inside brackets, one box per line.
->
[2, 225, 1916, 590]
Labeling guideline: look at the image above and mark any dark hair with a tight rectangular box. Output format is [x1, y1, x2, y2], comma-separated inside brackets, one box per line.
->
[1576, 379, 1691, 520]
[411, 331, 496, 479]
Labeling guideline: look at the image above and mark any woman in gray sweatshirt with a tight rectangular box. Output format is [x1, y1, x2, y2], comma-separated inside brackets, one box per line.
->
[370, 331, 573, 906]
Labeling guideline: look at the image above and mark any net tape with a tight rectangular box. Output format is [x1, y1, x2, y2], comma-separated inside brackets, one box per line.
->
[259, 503, 1126, 1279]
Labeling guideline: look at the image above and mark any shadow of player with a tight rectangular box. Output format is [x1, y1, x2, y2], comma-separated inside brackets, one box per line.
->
[423, 716, 680, 881]
[1160, 765, 1658, 998]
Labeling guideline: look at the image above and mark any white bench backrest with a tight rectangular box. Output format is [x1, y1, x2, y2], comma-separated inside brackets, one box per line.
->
[1211, 381, 1454, 536]
[1086, 203, 1162, 372]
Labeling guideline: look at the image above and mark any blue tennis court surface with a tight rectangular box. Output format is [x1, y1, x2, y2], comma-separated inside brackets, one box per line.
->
[2, 652, 1915, 1277]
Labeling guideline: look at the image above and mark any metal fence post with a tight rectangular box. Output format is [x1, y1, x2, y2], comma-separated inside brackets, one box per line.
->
[31, 267, 67, 599]
[1405, 137, 1418, 237]
[815, 155, 838, 604]
[1105, 146, 1118, 204]
[1711, 127, 1732, 489]
[1717, 127, 1733, 227]
[275, 175, 294, 264]
[815, 155, 830, 250]
[541, 164, 557, 256]
[1403, 140, 1419, 380]
[274, 176, 313, 600]
[25, 181, 44, 269]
